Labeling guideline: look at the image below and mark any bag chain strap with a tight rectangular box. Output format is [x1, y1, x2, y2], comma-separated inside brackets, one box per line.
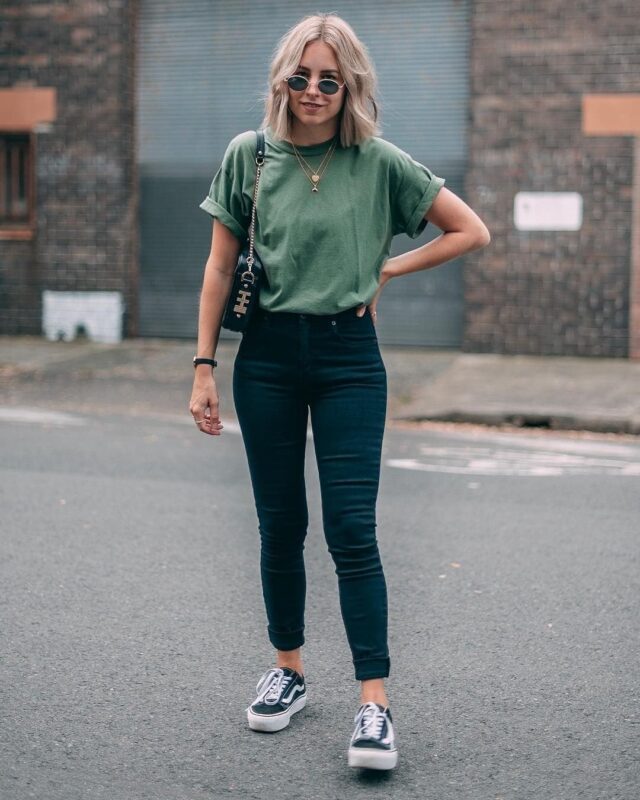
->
[243, 132, 265, 282]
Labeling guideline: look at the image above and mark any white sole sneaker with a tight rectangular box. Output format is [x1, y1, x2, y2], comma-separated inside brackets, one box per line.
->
[247, 692, 307, 732]
[347, 701, 398, 770]
[348, 745, 398, 770]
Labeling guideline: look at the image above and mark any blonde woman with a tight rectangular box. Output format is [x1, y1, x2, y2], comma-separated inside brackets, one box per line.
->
[190, 13, 490, 771]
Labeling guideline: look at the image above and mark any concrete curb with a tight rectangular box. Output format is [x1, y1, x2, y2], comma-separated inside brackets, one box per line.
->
[392, 409, 640, 436]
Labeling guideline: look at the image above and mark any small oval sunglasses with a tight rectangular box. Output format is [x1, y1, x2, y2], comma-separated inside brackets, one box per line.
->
[284, 74, 346, 96]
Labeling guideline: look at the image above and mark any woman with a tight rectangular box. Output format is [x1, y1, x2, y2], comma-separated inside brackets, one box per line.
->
[190, 13, 490, 771]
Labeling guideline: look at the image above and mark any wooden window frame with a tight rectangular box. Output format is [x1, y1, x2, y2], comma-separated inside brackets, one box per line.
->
[0, 131, 36, 240]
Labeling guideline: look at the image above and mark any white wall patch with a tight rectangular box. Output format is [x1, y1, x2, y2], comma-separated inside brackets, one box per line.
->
[514, 192, 583, 231]
[42, 291, 124, 343]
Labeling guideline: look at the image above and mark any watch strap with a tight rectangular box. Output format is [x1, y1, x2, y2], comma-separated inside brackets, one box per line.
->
[193, 357, 217, 368]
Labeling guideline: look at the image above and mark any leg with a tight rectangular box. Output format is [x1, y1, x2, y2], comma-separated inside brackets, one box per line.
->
[276, 646, 304, 676]
[360, 678, 388, 706]
[309, 362, 389, 683]
[233, 355, 310, 656]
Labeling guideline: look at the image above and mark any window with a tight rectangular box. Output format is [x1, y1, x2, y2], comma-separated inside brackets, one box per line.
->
[0, 132, 34, 235]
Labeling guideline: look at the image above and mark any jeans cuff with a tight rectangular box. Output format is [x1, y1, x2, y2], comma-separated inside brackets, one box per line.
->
[268, 626, 305, 651]
[354, 656, 390, 681]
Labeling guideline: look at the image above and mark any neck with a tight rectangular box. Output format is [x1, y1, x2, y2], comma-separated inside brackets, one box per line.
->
[288, 120, 339, 147]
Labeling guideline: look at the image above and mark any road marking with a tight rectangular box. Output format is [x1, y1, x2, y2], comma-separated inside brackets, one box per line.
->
[387, 444, 640, 477]
[0, 407, 86, 426]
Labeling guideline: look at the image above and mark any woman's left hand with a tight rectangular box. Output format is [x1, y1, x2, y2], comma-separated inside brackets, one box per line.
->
[355, 259, 395, 323]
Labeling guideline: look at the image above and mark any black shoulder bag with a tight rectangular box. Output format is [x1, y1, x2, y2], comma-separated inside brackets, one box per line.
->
[221, 129, 267, 332]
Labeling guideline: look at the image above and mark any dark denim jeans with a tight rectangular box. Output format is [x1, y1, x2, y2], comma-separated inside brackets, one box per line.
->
[232, 303, 390, 681]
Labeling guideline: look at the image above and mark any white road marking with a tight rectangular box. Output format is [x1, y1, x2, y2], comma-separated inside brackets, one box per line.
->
[0, 407, 86, 426]
[387, 443, 640, 477]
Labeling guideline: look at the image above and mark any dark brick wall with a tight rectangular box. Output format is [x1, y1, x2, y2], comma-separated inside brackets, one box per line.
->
[465, 0, 638, 356]
[0, 234, 41, 334]
[0, 0, 138, 336]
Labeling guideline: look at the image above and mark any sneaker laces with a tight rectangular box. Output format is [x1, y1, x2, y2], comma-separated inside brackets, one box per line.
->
[256, 668, 293, 706]
[355, 702, 387, 739]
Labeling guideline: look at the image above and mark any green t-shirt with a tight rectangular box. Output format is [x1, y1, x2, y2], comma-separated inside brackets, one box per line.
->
[199, 125, 445, 315]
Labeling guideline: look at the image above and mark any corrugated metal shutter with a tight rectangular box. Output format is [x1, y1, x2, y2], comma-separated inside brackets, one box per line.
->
[137, 0, 469, 345]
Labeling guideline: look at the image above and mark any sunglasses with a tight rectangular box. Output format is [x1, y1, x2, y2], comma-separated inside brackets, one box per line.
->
[284, 74, 346, 96]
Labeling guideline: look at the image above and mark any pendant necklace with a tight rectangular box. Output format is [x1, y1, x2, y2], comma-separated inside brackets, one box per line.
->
[291, 136, 338, 192]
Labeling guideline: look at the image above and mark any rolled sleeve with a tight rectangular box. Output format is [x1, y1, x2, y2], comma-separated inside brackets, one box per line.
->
[199, 138, 251, 242]
[199, 187, 248, 242]
[390, 148, 445, 238]
[404, 171, 445, 238]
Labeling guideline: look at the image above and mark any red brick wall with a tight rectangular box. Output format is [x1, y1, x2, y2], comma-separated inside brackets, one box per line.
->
[0, 0, 138, 336]
[465, 0, 638, 356]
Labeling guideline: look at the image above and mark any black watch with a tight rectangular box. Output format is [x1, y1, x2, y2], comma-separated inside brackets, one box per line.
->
[193, 357, 217, 368]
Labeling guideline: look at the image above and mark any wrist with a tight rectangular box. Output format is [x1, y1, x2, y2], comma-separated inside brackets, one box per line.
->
[194, 363, 216, 374]
[193, 356, 217, 369]
[380, 257, 398, 282]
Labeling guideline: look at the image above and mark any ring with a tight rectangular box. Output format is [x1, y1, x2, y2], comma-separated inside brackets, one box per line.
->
[194, 418, 205, 424]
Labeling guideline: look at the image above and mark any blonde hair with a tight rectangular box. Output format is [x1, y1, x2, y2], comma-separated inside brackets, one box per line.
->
[260, 13, 381, 147]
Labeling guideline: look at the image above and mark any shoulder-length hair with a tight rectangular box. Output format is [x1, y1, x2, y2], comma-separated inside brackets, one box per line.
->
[260, 13, 381, 147]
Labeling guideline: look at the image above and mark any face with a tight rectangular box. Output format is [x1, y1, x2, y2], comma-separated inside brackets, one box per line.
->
[286, 40, 346, 134]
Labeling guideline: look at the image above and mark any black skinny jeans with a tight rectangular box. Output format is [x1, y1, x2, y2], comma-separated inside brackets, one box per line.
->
[232, 304, 390, 681]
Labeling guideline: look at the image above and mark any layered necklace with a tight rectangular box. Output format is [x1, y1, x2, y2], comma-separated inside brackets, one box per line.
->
[290, 135, 338, 193]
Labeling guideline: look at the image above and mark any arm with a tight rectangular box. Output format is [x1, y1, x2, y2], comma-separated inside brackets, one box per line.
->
[189, 219, 242, 436]
[382, 186, 491, 281]
[358, 187, 491, 319]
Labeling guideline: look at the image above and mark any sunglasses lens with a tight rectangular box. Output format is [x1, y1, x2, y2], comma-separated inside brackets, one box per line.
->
[318, 79, 340, 95]
[287, 76, 308, 91]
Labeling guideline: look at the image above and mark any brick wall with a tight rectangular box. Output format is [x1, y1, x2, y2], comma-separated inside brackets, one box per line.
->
[2, 1, 638, 355]
[0, 0, 138, 336]
[465, 0, 638, 356]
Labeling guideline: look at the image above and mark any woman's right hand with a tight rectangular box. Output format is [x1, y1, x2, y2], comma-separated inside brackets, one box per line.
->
[189, 373, 224, 436]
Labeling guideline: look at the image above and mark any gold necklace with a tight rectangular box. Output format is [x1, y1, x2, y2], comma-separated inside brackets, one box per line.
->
[291, 138, 338, 192]
[291, 140, 337, 191]
[293, 138, 336, 175]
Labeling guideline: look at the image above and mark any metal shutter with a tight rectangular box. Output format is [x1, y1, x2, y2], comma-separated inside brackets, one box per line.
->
[137, 0, 469, 345]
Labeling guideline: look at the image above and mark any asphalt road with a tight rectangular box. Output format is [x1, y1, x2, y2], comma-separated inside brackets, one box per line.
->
[1, 407, 639, 800]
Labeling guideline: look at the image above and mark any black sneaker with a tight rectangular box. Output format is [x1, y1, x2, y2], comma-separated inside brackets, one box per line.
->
[246, 667, 307, 732]
[347, 701, 398, 770]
